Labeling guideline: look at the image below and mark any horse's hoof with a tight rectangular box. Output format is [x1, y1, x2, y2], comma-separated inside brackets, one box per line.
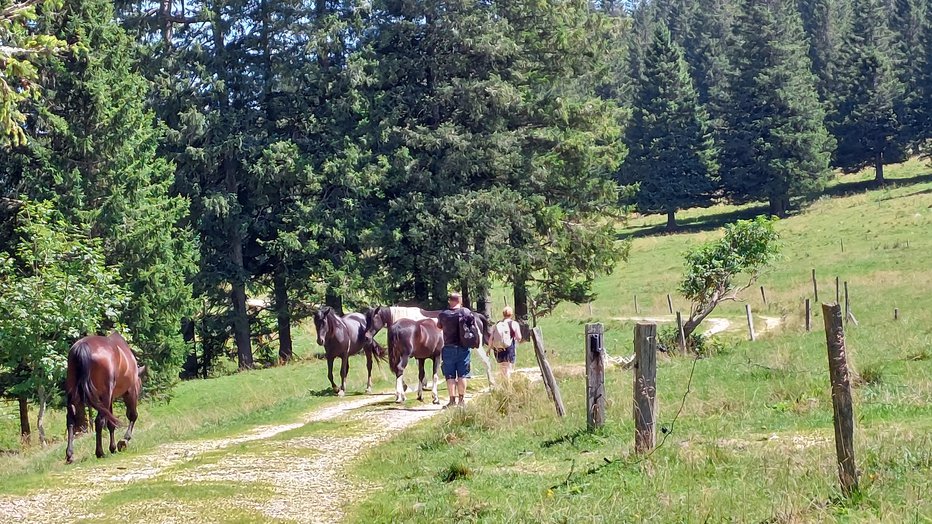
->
[417, 396, 424, 402]
[96, 451, 105, 459]
[432, 399, 441, 405]
[365, 387, 372, 395]
[65, 457, 74, 465]
[117, 440, 127, 452]
[110, 447, 117, 454]
[338, 390, 345, 397]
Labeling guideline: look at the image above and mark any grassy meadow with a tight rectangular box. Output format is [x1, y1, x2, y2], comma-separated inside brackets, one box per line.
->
[0, 158, 929, 522]
[349, 158, 932, 523]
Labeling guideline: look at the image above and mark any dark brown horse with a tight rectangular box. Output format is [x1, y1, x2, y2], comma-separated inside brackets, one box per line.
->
[313, 307, 385, 396]
[366, 305, 495, 383]
[65, 331, 143, 464]
[388, 318, 444, 403]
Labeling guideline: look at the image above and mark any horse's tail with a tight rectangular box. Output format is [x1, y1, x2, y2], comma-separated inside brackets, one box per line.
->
[67, 341, 121, 427]
[368, 340, 388, 364]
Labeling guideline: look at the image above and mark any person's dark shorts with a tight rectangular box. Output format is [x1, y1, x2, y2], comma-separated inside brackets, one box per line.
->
[441, 344, 471, 379]
[495, 342, 516, 364]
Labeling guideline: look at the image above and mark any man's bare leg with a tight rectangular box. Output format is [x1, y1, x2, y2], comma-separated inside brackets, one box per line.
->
[445, 378, 457, 408]
[456, 378, 467, 405]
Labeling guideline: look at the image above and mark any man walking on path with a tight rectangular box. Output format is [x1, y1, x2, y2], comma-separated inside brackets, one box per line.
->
[438, 292, 471, 408]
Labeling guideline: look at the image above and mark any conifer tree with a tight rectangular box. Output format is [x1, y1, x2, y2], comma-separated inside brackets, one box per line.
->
[831, 0, 907, 183]
[719, 0, 833, 216]
[2, 0, 196, 393]
[621, 24, 718, 230]
[797, 0, 850, 102]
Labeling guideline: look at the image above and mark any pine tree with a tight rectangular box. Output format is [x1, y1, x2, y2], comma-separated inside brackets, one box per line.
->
[917, 0, 932, 143]
[621, 24, 718, 230]
[719, 0, 834, 216]
[797, 0, 850, 102]
[2, 0, 197, 394]
[831, 0, 907, 182]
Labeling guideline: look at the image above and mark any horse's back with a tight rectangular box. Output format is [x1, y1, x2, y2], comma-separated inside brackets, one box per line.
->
[69, 333, 138, 397]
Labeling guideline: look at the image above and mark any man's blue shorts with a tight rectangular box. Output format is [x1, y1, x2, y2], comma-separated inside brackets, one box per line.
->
[441, 344, 471, 380]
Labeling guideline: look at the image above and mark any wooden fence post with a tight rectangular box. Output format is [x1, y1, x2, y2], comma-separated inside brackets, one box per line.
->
[822, 303, 859, 498]
[760, 286, 767, 306]
[835, 276, 840, 304]
[805, 299, 811, 332]
[585, 323, 606, 430]
[531, 327, 565, 417]
[812, 269, 819, 302]
[634, 322, 657, 454]
[843, 281, 859, 325]
[745, 304, 756, 341]
[894, 308, 899, 320]
[634, 294, 639, 315]
[675, 311, 686, 353]
[667, 294, 673, 314]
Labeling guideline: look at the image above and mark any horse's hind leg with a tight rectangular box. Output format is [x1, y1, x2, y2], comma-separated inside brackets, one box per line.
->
[118, 393, 138, 452]
[339, 355, 349, 397]
[365, 349, 374, 394]
[107, 403, 118, 454]
[431, 357, 440, 404]
[327, 356, 338, 393]
[94, 412, 105, 459]
[417, 359, 426, 402]
[65, 399, 81, 464]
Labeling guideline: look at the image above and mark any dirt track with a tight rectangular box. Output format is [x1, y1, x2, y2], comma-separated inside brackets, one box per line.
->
[0, 392, 456, 523]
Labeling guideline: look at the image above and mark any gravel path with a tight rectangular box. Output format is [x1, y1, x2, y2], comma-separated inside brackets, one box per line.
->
[0, 392, 459, 523]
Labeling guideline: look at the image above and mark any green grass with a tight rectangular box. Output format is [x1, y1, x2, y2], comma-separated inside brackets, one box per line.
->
[349, 158, 932, 523]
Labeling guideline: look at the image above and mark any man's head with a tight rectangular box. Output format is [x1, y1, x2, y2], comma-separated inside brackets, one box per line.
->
[448, 292, 462, 309]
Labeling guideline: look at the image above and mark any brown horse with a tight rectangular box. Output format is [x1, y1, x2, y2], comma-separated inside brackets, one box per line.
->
[65, 331, 144, 464]
[388, 318, 444, 403]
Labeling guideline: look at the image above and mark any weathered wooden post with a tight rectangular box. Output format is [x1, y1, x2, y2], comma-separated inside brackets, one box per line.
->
[840, 238, 845, 253]
[666, 294, 674, 314]
[531, 327, 565, 417]
[822, 303, 859, 498]
[675, 311, 686, 353]
[634, 294, 639, 315]
[843, 281, 858, 325]
[760, 285, 767, 306]
[745, 304, 756, 341]
[634, 322, 657, 454]
[812, 268, 819, 302]
[805, 299, 812, 332]
[835, 276, 840, 304]
[894, 308, 899, 320]
[586, 323, 606, 430]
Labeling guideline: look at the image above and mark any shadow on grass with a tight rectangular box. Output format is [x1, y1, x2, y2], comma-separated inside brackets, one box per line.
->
[619, 204, 770, 239]
[822, 171, 932, 199]
[620, 168, 932, 240]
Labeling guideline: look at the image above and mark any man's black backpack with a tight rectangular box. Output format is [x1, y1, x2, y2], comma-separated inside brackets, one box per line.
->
[458, 313, 481, 349]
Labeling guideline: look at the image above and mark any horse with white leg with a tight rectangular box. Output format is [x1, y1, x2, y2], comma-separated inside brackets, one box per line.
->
[387, 318, 443, 403]
[365, 305, 494, 385]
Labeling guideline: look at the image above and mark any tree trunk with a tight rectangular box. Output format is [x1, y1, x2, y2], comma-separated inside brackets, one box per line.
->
[274, 267, 293, 364]
[874, 150, 885, 184]
[476, 283, 491, 318]
[18, 396, 30, 444]
[431, 275, 449, 310]
[325, 287, 343, 315]
[769, 195, 788, 218]
[413, 268, 429, 305]
[36, 386, 47, 446]
[666, 209, 677, 230]
[514, 273, 531, 339]
[460, 280, 471, 310]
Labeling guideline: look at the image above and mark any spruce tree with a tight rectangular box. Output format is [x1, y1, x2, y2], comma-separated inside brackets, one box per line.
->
[719, 0, 834, 217]
[831, 0, 907, 183]
[2, 0, 197, 393]
[917, 0, 932, 143]
[797, 0, 850, 102]
[621, 24, 718, 230]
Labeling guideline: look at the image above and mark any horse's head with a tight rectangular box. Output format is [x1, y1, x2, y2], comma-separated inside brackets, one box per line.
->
[313, 307, 334, 346]
[364, 306, 389, 342]
[472, 312, 493, 341]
